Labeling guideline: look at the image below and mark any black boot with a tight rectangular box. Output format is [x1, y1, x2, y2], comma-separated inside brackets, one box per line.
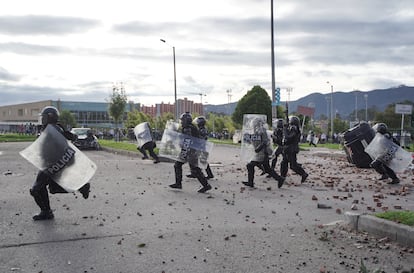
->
[30, 187, 53, 220]
[171, 162, 183, 189]
[205, 165, 214, 179]
[388, 178, 400, 184]
[242, 181, 254, 187]
[198, 184, 212, 193]
[33, 210, 54, 221]
[243, 166, 255, 187]
[379, 174, 389, 180]
[301, 173, 309, 183]
[79, 183, 90, 199]
[169, 183, 182, 189]
[194, 167, 212, 193]
[278, 176, 285, 188]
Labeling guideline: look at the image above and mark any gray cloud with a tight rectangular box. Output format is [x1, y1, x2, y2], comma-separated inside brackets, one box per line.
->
[0, 42, 71, 55]
[1, 0, 414, 106]
[112, 10, 414, 68]
[0, 67, 20, 81]
[0, 15, 100, 35]
[0, 82, 111, 106]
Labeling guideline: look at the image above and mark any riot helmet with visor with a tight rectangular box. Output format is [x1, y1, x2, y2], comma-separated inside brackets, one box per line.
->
[39, 106, 59, 126]
[180, 112, 193, 127]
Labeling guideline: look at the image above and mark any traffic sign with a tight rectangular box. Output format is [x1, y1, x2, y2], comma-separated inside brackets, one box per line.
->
[395, 104, 412, 114]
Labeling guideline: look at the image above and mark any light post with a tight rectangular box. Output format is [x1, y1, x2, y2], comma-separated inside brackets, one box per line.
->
[364, 94, 368, 121]
[160, 39, 178, 120]
[325, 96, 330, 134]
[327, 82, 334, 142]
[354, 91, 358, 122]
[270, 0, 276, 119]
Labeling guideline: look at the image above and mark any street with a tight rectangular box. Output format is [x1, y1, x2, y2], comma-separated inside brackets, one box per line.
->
[1, 142, 413, 273]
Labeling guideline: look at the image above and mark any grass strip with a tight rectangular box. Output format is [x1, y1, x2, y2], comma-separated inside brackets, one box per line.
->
[375, 210, 414, 227]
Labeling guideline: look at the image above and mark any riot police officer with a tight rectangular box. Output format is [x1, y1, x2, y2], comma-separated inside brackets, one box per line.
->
[30, 106, 90, 220]
[169, 112, 212, 193]
[280, 116, 309, 183]
[189, 116, 214, 179]
[242, 117, 285, 188]
[137, 122, 160, 163]
[370, 123, 400, 184]
[270, 118, 284, 171]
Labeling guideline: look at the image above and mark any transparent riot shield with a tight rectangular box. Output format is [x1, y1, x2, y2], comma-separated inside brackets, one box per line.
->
[365, 133, 411, 173]
[241, 114, 267, 162]
[165, 120, 180, 131]
[159, 129, 213, 169]
[133, 122, 153, 147]
[20, 124, 97, 192]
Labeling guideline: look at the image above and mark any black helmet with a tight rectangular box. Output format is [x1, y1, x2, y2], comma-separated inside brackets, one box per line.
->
[180, 112, 193, 127]
[194, 116, 206, 127]
[40, 106, 59, 126]
[373, 123, 387, 134]
[289, 116, 300, 127]
[275, 119, 284, 129]
[251, 117, 265, 133]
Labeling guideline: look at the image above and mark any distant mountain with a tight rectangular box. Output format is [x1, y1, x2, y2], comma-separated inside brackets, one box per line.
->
[205, 85, 414, 119]
[204, 102, 238, 115]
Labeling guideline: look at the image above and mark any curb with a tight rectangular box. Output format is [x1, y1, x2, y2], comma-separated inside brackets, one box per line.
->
[100, 146, 175, 163]
[345, 211, 414, 248]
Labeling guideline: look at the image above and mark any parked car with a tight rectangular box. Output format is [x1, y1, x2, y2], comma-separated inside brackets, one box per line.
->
[70, 128, 100, 150]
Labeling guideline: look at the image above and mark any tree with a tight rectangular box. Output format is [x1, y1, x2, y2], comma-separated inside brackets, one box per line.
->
[155, 112, 174, 132]
[374, 101, 413, 131]
[333, 118, 348, 133]
[108, 84, 128, 141]
[232, 85, 272, 126]
[125, 110, 153, 129]
[59, 110, 77, 130]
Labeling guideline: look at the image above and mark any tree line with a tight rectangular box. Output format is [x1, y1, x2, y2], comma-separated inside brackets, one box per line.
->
[59, 85, 414, 138]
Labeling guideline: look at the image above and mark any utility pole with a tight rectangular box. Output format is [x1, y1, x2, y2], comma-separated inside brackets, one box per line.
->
[226, 89, 232, 103]
[271, 0, 276, 119]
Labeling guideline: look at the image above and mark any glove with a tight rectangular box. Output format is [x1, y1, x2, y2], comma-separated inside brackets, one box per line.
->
[255, 143, 264, 153]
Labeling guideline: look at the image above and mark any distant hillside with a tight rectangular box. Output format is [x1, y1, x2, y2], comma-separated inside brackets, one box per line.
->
[205, 85, 414, 119]
[204, 102, 237, 115]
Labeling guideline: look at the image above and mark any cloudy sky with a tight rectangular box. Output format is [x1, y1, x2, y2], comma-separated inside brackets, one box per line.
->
[1, 0, 413, 107]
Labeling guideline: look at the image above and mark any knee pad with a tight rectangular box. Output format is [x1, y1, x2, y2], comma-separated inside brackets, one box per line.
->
[370, 160, 381, 169]
[30, 187, 41, 198]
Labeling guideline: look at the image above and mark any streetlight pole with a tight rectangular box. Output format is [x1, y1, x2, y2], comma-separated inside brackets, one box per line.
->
[354, 91, 358, 122]
[160, 39, 178, 120]
[325, 96, 329, 135]
[270, 0, 276, 119]
[364, 94, 368, 121]
[327, 82, 334, 142]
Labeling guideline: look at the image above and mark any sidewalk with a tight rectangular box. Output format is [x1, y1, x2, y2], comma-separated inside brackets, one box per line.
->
[345, 212, 414, 248]
[306, 146, 414, 248]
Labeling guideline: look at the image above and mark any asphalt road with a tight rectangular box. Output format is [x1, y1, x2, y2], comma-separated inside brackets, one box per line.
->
[1, 142, 413, 273]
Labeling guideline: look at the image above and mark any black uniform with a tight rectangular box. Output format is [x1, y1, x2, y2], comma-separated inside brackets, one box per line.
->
[194, 116, 214, 179]
[308, 131, 317, 147]
[370, 123, 400, 184]
[242, 118, 285, 188]
[270, 119, 284, 170]
[137, 124, 160, 163]
[30, 106, 90, 221]
[280, 116, 308, 183]
[169, 112, 212, 193]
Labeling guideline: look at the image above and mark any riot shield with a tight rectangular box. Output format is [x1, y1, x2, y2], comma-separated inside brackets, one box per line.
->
[158, 129, 213, 169]
[165, 120, 180, 131]
[241, 114, 267, 162]
[20, 124, 97, 192]
[365, 133, 411, 173]
[133, 122, 153, 147]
